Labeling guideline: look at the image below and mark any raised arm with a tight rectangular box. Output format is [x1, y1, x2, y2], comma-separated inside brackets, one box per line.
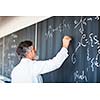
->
[33, 36, 72, 74]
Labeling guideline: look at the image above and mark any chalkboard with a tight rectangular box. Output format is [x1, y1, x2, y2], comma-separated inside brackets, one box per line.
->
[0, 38, 3, 75]
[37, 16, 100, 83]
[1, 25, 35, 78]
[0, 16, 100, 83]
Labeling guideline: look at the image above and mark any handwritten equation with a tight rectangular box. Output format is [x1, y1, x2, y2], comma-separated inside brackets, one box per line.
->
[74, 16, 99, 34]
[71, 16, 100, 71]
[4, 34, 18, 77]
[74, 70, 88, 82]
[72, 16, 100, 82]
[44, 16, 99, 82]
[45, 19, 71, 39]
[45, 16, 99, 39]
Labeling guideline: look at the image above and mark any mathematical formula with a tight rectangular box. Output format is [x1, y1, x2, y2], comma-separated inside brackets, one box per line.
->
[4, 33, 18, 77]
[0, 16, 99, 82]
[44, 16, 99, 82]
[45, 19, 71, 39]
[74, 70, 87, 82]
[72, 16, 99, 82]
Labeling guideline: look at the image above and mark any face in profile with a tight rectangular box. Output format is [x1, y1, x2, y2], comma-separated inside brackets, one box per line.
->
[26, 46, 37, 60]
[31, 47, 37, 60]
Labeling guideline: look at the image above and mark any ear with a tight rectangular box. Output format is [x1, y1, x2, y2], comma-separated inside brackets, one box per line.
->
[25, 51, 30, 58]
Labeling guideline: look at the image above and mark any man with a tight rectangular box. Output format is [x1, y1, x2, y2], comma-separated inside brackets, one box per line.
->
[11, 36, 72, 83]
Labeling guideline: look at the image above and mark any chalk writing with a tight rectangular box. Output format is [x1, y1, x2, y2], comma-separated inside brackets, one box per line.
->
[72, 32, 100, 71]
[8, 53, 16, 58]
[72, 16, 100, 75]
[90, 58, 95, 71]
[87, 47, 91, 61]
[71, 33, 87, 64]
[95, 51, 100, 67]
[86, 42, 100, 71]
[71, 42, 81, 64]
[45, 26, 53, 39]
[63, 19, 70, 30]
[89, 33, 94, 47]
[95, 16, 99, 20]
[44, 16, 100, 75]
[87, 17, 92, 21]
[11, 34, 18, 38]
[0, 16, 99, 81]
[45, 19, 71, 39]
[11, 44, 17, 48]
[74, 70, 88, 82]
[45, 16, 99, 39]
[8, 60, 14, 69]
[74, 16, 99, 35]
[4, 33, 18, 77]
[74, 17, 87, 34]
[87, 16, 99, 21]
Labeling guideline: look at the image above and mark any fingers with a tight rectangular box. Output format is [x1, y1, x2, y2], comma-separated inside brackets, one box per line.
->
[63, 36, 72, 41]
[62, 36, 72, 48]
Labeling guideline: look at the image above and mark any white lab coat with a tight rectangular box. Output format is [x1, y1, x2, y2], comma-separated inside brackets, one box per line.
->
[11, 47, 69, 83]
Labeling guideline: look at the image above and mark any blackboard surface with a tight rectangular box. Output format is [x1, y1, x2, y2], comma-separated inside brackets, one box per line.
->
[37, 16, 100, 83]
[0, 16, 100, 83]
[0, 25, 35, 78]
[0, 38, 3, 75]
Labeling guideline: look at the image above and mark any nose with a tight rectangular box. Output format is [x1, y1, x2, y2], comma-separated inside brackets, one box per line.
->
[34, 49, 37, 53]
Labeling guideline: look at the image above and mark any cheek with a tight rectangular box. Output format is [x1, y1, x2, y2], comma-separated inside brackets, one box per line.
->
[32, 51, 36, 57]
[32, 52, 35, 57]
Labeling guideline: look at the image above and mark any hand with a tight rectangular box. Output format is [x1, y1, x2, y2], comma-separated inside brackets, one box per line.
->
[62, 36, 72, 48]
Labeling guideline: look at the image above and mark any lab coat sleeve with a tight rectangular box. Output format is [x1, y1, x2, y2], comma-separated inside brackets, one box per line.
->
[34, 47, 69, 74]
